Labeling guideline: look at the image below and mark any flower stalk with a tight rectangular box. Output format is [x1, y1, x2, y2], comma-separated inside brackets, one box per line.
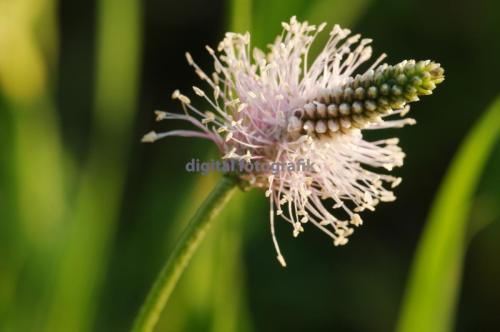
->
[131, 176, 238, 332]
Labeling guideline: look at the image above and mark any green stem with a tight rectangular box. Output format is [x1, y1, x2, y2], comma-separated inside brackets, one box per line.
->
[132, 176, 238, 332]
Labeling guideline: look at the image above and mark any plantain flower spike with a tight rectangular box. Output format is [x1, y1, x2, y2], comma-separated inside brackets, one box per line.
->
[143, 17, 444, 266]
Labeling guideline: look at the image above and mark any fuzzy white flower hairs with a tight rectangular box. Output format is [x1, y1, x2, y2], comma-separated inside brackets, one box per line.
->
[143, 16, 444, 266]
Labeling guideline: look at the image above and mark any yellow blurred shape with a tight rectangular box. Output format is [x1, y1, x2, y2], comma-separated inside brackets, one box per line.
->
[0, 0, 47, 103]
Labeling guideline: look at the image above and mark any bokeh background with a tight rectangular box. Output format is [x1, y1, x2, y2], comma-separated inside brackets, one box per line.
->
[1, 0, 499, 331]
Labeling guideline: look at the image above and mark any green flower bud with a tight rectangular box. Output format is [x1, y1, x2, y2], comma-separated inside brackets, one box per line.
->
[292, 60, 444, 136]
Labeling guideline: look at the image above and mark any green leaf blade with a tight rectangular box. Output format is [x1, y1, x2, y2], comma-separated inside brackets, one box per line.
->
[396, 95, 500, 332]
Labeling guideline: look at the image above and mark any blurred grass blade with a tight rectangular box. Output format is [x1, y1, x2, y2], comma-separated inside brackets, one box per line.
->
[305, 0, 373, 27]
[396, 95, 500, 332]
[228, 0, 251, 33]
[210, 190, 253, 332]
[252, 0, 306, 47]
[146, 1, 254, 330]
[0, 0, 64, 330]
[214, 2, 254, 331]
[0, 0, 64, 251]
[211, 2, 254, 332]
[47, 0, 142, 331]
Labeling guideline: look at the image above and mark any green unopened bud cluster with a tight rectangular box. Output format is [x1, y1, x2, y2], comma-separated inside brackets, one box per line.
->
[287, 60, 445, 137]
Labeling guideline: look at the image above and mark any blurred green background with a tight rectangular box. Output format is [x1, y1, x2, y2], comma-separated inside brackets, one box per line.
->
[1, 0, 499, 331]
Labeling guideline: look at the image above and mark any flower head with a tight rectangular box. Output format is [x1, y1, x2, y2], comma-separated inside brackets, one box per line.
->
[143, 16, 444, 266]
